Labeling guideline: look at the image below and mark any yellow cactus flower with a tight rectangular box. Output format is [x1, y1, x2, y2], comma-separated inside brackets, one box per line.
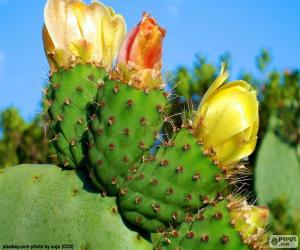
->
[194, 65, 259, 168]
[43, 0, 126, 73]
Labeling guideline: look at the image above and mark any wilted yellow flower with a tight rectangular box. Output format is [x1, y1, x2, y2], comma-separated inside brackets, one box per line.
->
[231, 204, 269, 239]
[228, 197, 269, 247]
[194, 66, 259, 167]
[43, 0, 126, 73]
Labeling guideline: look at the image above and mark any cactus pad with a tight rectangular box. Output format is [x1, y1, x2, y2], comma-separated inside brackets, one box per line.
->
[0, 164, 152, 250]
[88, 81, 167, 195]
[45, 64, 108, 168]
[118, 129, 228, 232]
[155, 200, 250, 250]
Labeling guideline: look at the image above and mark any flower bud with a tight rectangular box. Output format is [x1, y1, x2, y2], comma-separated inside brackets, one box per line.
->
[194, 66, 259, 167]
[43, 0, 126, 73]
[117, 13, 166, 90]
[230, 200, 269, 245]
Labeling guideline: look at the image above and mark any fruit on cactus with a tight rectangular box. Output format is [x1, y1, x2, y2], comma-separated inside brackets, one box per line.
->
[87, 14, 168, 195]
[156, 198, 269, 250]
[116, 13, 166, 90]
[43, 0, 126, 72]
[193, 65, 259, 168]
[0, 165, 152, 250]
[43, 0, 126, 168]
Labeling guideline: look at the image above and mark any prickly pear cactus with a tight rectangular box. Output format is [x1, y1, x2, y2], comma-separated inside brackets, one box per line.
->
[156, 201, 249, 250]
[39, 1, 269, 250]
[118, 128, 228, 232]
[0, 164, 151, 250]
[255, 123, 300, 219]
[155, 198, 268, 250]
[88, 81, 167, 195]
[45, 64, 108, 168]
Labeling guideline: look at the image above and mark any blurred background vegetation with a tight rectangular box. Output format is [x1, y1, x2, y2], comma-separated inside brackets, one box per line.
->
[0, 50, 299, 243]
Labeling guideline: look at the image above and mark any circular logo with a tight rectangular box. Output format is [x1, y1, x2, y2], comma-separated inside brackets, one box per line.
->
[271, 237, 279, 246]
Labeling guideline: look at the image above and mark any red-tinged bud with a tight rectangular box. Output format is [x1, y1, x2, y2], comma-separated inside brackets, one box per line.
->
[117, 13, 166, 90]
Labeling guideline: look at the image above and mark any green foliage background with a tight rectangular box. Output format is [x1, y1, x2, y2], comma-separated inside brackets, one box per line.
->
[0, 50, 299, 240]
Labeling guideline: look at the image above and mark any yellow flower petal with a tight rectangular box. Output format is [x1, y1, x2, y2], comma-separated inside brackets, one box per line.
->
[198, 64, 229, 108]
[214, 129, 258, 167]
[102, 13, 126, 67]
[194, 65, 228, 130]
[44, 0, 71, 51]
[42, 25, 57, 72]
[194, 67, 259, 168]
[201, 84, 258, 147]
[43, 0, 126, 71]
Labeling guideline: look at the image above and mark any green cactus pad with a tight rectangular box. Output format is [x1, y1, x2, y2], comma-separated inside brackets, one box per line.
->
[156, 200, 250, 250]
[88, 81, 167, 195]
[117, 128, 228, 232]
[0, 164, 152, 250]
[46, 64, 108, 168]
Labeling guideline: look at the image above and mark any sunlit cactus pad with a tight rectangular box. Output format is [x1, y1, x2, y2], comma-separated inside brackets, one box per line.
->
[0, 165, 151, 250]
[118, 128, 228, 232]
[155, 200, 250, 250]
[88, 81, 167, 195]
[45, 64, 108, 169]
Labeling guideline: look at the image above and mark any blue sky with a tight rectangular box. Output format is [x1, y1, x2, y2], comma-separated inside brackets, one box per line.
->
[0, 0, 300, 120]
